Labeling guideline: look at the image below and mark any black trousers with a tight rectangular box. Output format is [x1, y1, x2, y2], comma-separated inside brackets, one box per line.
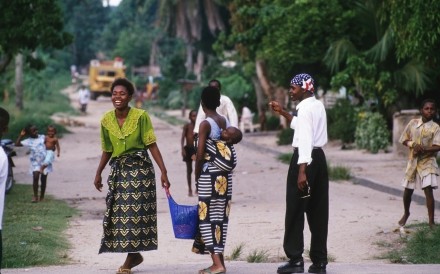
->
[283, 148, 329, 264]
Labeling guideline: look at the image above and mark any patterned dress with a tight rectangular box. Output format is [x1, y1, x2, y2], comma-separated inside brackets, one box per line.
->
[98, 108, 158, 253]
[20, 135, 51, 174]
[192, 117, 236, 255]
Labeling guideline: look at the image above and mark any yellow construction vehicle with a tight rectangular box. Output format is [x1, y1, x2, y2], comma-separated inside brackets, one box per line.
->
[88, 58, 126, 100]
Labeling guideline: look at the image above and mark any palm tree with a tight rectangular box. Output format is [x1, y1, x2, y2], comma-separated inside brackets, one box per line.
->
[324, 0, 430, 113]
[157, 0, 226, 80]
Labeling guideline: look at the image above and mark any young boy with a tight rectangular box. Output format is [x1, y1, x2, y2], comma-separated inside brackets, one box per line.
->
[40, 125, 61, 175]
[181, 110, 197, 196]
[0, 107, 10, 271]
[398, 99, 440, 229]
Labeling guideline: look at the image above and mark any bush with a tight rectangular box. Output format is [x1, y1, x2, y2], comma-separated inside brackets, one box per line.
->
[277, 128, 294, 145]
[327, 99, 358, 143]
[266, 115, 280, 130]
[355, 112, 390, 153]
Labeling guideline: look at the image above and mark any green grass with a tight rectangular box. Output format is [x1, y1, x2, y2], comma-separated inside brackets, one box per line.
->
[2, 184, 78, 268]
[246, 249, 270, 263]
[228, 242, 245, 260]
[378, 223, 440, 264]
[276, 154, 351, 181]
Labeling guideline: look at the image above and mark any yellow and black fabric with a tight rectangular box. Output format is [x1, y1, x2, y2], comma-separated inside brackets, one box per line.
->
[192, 139, 236, 255]
[99, 150, 157, 253]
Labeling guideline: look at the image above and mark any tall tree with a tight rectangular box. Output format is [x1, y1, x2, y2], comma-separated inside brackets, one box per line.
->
[158, 0, 227, 80]
[0, 0, 72, 109]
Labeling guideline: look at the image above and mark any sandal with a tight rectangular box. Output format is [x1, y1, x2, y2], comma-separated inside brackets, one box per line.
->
[31, 196, 38, 203]
[116, 267, 132, 274]
[198, 268, 225, 274]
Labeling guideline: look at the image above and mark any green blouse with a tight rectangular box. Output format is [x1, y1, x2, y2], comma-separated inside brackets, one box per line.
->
[100, 108, 157, 158]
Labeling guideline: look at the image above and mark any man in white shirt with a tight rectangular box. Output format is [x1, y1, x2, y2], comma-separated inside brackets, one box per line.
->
[194, 79, 238, 133]
[0, 107, 10, 272]
[269, 73, 329, 274]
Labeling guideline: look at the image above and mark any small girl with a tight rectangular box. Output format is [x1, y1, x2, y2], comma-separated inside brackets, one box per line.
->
[398, 99, 440, 228]
[40, 125, 60, 175]
[15, 125, 48, 202]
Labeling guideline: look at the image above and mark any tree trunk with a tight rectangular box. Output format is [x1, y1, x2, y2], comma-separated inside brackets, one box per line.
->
[255, 59, 274, 99]
[15, 54, 24, 110]
[252, 76, 267, 131]
[194, 50, 204, 82]
[185, 43, 194, 77]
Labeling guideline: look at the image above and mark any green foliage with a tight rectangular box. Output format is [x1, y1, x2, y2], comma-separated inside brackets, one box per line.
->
[277, 153, 292, 165]
[385, 0, 440, 64]
[266, 115, 280, 131]
[383, 224, 440, 264]
[0, 0, 72, 72]
[246, 249, 269, 263]
[228, 243, 245, 261]
[327, 99, 358, 143]
[277, 128, 294, 145]
[2, 184, 77, 268]
[355, 111, 390, 153]
[327, 162, 351, 181]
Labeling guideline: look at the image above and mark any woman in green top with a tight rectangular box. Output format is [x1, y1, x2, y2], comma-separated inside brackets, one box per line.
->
[93, 78, 170, 274]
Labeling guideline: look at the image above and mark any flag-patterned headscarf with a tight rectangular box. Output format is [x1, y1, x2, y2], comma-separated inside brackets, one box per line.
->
[290, 73, 315, 93]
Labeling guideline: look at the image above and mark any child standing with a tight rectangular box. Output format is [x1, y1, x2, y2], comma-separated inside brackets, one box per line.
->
[398, 99, 440, 228]
[15, 125, 48, 202]
[181, 110, 197, 196]
[0, 107, 10, 272]
[40, 125, 61, 175]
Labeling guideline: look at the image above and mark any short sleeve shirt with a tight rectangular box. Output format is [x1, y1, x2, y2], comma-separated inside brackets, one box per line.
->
[100, 108, 157, 158]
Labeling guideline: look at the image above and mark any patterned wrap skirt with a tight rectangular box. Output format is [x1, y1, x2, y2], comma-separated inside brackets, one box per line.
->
[192, 163, 233, 255]
[99, 150, 157, 253]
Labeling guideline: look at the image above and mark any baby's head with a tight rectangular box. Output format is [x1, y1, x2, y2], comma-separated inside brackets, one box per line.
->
[221, 127, 243, 144]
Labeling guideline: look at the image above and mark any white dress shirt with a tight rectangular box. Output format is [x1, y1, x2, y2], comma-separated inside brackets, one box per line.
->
[194, 95, 238, 133]
[290, 96, 328, 165]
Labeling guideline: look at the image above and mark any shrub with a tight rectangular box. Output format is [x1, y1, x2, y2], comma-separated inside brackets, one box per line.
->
[277, 128, 294, 145]
[266, 115, 280, 131]
[355, 111, 390, 153]
[327, 99, 358, 143]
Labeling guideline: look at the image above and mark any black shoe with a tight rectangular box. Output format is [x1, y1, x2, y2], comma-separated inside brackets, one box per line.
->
[308, 263, 327, 273]
[277, 260, 304, 273]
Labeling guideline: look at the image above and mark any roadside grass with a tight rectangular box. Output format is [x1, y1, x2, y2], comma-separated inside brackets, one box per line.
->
[276, 153, 351, 181]
[379, 223, 440, 264]
[2, 184, 78, 268]
[246, 249, 270, 263]
[227, 242, 245, 260]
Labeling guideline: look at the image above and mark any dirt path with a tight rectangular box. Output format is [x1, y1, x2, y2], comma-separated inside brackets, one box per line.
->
[11, 85, 435, 272]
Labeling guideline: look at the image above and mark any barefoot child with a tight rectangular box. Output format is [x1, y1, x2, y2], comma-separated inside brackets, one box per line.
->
[15, 125, 48, 202]
[398, 99, 440, 228]
[181, 110, 197, 196]
[40, 125, 61, 175]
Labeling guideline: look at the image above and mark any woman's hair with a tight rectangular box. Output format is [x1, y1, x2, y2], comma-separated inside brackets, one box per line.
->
[421, 98, 436, 109]
[0, 107, 9, 130]
[201, 86, 221, 110]
[111, 78, 135, 96]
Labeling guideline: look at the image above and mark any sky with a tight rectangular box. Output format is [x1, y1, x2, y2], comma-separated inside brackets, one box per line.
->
[103, 0, 121, 7]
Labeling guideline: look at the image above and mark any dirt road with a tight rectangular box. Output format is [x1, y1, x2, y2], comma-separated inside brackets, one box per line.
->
[9, 85, 438, 273]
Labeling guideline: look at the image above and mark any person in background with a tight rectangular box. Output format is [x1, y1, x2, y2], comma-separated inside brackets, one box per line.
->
[181, 109, 197, 196]
[398, 98, 440, 229]
[78, 85, 91, 113]
[194, 79, 238, 133]
[269, 73, 329, 274]
[40, 125, 61, 176]
[239, 104, 254, 133]
[0, 107, 10, 273]
[93, 78, 170, 274]
[15, 125, 48, 203]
